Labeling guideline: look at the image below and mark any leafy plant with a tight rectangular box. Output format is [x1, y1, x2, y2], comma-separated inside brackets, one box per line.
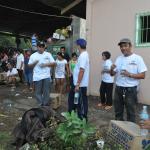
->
[56, 111, 96, 149]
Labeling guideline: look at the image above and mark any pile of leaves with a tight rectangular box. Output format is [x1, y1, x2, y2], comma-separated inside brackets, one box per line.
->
[26, 111, 124, 150]
[29, 111, 96, 150]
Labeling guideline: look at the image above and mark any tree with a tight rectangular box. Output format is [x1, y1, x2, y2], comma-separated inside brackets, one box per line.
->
[0, 35, 16, 47]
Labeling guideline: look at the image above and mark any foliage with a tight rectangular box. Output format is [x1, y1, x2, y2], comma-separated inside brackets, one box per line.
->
[0, 132, 11, 144]
[23, 112, 124, 150]
[56, 111, 96, 149]
[0, 35, 16, 47]
[20, 38, 31, 49]
[0, 131, 14, 150]
[103, 143, 124, 150]
[0, 34, 31, 49]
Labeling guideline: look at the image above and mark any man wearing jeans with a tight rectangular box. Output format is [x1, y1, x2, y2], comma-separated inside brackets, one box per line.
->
[28, 41, 55, 106]
[68, 38, 89, 120]
[110, 38, 147, 122]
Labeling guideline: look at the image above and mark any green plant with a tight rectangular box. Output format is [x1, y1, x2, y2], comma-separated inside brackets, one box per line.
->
[56, 111, 96, 149]
[0, 132, 12, 150]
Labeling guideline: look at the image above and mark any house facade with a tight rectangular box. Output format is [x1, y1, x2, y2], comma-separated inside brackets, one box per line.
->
[86, 0, 150, 104]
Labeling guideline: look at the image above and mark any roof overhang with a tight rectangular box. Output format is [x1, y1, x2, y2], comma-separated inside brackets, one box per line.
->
[0, 0, 86, 37]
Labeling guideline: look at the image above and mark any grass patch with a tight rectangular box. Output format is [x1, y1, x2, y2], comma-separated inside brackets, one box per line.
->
[0, 132, 12, 150]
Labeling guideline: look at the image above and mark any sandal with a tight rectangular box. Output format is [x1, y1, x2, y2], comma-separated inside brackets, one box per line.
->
[97, 103, 105, 108]
[105, 105, 112, 110]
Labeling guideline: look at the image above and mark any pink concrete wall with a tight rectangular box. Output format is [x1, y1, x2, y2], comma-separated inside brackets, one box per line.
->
[86, 0, 150, 104]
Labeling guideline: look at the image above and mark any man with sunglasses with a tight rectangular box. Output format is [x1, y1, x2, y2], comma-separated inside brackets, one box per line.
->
[28, 41, 55, 106]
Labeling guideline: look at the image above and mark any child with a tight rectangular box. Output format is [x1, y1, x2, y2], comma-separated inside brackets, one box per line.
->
[55, 52, 69, 95]
[7, 62, 18, 88]
[98, 51, 114, 110]
[69, 52, 77, 88]
[24, 50, 33, 90]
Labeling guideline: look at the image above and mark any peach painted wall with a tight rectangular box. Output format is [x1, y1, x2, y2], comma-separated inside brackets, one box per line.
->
[86, 0, 150, 104]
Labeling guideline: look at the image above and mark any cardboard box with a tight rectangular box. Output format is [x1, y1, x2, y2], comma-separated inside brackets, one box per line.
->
[107, 120, 150, 150]
[50, 93, 61, 109]
[0, 72, 7, 81]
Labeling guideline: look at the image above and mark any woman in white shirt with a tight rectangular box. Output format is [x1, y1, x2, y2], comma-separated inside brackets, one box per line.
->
[55, 52, 69, 94]
[98, 51, 114, 110]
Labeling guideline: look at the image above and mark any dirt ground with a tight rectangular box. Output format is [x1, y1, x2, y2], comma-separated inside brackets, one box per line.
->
[0, 82, 146, 149]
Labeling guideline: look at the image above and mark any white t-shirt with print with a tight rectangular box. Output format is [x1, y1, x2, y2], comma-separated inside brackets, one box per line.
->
[28, 51, 55, 81]
[55, 59, 67, 78]
[16, 53, 24, 70]
[73, 51, 89, 87]
[7, 68, 18, 77]
[101, 59, 114, 83]
[114, 53, 147, 87]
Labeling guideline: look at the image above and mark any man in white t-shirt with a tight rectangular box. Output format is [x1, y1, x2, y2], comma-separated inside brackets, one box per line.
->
[28, 41, 55, 106]
[110, 38, 147, 122]
[16, 49, 24, 83]
[68, 38, 89, 120]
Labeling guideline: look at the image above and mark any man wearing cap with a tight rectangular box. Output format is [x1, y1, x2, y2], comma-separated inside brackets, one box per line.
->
[28, 41, 55, 106]
[110, 38, 147, 122]
[68, 38, 89, 120]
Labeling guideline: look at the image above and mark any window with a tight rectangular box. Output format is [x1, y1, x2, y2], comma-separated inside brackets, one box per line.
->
[135, 12, 150, 47]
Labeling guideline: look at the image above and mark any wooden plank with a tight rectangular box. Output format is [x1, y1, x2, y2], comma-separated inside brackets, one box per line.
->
[61, 0, 83, 15]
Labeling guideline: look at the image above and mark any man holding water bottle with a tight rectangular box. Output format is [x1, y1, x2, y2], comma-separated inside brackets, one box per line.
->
[110, 38, 147, 122]
[68, 38, 89, 121]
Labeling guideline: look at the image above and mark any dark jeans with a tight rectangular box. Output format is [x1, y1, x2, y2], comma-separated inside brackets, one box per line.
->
[68, 84, 88, 120]
[114, 86, 137, 122]
[69, 75, 74, 90]
[100, 81, 113, 105]
[17, 69, 24, 83]
[34, 78, 51, 106]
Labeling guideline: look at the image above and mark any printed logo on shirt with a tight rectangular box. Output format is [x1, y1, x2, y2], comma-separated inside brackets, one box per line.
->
[129, 60, 137, 66]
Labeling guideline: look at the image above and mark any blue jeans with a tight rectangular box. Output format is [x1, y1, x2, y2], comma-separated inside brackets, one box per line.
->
[34, 78, 51, 106]
[24, 72, 33, 86]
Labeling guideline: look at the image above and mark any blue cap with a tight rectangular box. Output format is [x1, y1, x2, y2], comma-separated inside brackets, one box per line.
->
[76, 38, 87, 47]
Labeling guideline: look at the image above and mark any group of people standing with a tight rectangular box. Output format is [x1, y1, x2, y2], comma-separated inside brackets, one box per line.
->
[98, 38, 147, 123]
[2, 37, 148, 124]
[25, 37, 148, 123]
[28, 39, 90, 121]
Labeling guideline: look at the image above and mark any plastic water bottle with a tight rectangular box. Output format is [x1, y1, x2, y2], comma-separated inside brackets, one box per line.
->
[120, 64, 126, 78]
[74, 92, 79, 104]
[140, 105, 149, 136]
